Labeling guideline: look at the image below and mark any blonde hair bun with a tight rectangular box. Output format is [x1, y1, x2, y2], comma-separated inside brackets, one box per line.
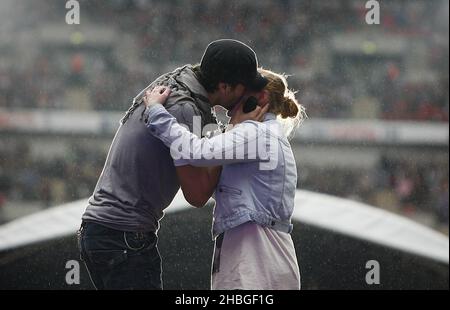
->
[259, 68, 307, 139]
[281, 96, 299, 119]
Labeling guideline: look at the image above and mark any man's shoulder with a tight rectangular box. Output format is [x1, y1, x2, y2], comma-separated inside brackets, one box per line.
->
[166, 93, 198, 112]
[165, 94, 202, 123]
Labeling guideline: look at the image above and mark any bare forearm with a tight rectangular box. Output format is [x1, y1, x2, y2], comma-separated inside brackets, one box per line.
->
[176, 165, 222, 208]
[204, 166, 222, 197]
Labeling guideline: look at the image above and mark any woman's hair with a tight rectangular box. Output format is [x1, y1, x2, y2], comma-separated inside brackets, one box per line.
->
[259, 68, 307, 139]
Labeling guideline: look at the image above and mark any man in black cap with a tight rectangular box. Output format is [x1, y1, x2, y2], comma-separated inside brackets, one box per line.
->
[78, 39, 268, 290]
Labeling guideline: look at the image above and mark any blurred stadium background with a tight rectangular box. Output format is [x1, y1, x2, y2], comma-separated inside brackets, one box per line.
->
[0, 0, 448, 231]
[0, 0, 448, 289]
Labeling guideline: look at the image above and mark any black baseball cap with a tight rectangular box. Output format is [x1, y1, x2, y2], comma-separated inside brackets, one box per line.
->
[200, 39, 268, 91]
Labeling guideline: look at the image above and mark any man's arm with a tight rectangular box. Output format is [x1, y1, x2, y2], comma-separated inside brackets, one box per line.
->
[158, 92, 221, 208]
[176, 165, 222, 208]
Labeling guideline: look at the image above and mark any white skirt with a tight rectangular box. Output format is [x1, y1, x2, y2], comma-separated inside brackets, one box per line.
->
[211, 222, 301, 290]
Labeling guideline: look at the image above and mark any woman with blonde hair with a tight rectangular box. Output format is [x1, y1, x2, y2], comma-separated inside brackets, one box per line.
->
[143, 68, 306, 290]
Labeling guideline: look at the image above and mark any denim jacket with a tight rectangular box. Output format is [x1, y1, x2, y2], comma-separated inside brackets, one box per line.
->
[144, 105, 297, 239]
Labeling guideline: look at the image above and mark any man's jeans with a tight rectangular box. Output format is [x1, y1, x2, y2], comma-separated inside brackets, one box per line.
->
[77, 222, 162, 290]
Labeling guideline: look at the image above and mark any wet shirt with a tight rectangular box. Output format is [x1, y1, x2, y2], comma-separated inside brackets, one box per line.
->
[82, 66, 215, 232]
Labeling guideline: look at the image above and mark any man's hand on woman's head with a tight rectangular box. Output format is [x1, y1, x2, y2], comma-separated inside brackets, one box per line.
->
[229, 100, 269, 126]
[144, 86, 171, 107]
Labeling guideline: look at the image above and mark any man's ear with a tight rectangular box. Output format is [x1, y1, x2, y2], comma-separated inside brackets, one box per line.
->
[217, 82, 229, 95]
[258, 90, 270, 106]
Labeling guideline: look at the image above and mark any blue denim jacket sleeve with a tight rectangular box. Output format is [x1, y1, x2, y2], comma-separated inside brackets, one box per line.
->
[144, 105, 270, 167]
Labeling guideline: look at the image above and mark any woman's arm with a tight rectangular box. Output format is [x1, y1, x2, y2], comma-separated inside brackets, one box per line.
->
[142, 85, 270, 167]
[144, 104, 270, 167]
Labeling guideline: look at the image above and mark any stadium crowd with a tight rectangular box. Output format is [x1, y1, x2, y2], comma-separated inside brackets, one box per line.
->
[0, 140, 104, 210]
[0, 0, 448, 121]
[302, 160, 449, 227]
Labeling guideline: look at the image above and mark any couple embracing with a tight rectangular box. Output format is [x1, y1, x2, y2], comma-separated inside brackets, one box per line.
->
[78, 39, 305, 290]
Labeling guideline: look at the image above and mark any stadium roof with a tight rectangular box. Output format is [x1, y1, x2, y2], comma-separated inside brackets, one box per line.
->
[0, 190, 448, 264]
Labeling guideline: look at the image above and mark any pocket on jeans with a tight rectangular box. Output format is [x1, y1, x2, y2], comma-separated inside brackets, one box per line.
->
[124, 232, 156, 251]
[87, 249, 128, 268]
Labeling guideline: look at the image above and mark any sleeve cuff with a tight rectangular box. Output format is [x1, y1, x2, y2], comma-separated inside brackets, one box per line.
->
[143, 104, 166, 124]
